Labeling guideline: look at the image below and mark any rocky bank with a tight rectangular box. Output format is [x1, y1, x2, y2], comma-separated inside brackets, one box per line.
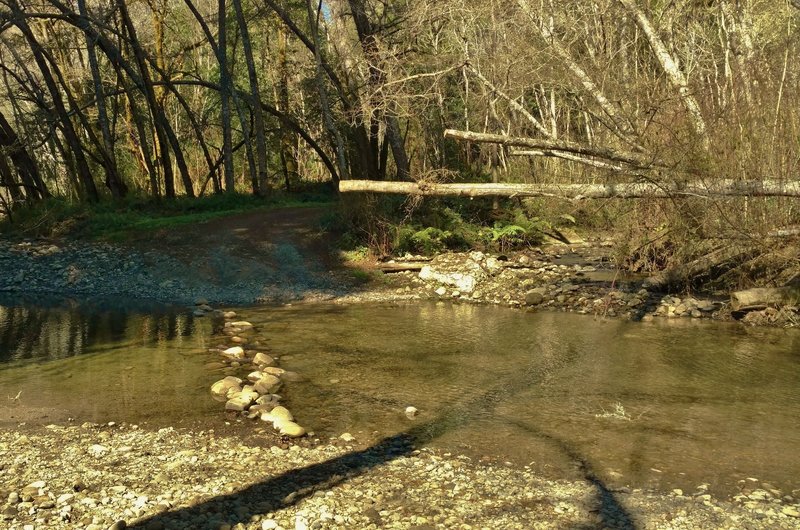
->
[2, 423, 799, 530]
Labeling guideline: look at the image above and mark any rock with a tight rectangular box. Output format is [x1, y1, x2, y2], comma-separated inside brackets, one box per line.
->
[57, 493, 74, 504]
[263, 367, 286, 376]
[88, 444, 108, 456]
[211, 377, 243, 401]
[405, 406, 419, 419]
[524, 290, 545, 306]
[435, 286, 447, 296]
[231, 321, 253, 328]
[262, 520, 279, 530]
[484, 257, 502, 273]
[253, 375, 281, 394]
[223, 311, 237, 318]
[269, 406, 294, 422]
[419, 263, 484, 293]
[274, 420, 306, 438]
[247, 371, 264, 382]
[194, 298, 209, 306]
[255, 394, 281, 406]
[223, 346, 245, 359]
[225, 390, 259, 411]
[252, 352, 275, 367]
[782, 506, 800, 517]
[339, 432, 355, 442]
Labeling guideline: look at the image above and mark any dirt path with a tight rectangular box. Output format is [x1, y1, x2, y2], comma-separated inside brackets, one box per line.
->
[0, 206, 367, 306]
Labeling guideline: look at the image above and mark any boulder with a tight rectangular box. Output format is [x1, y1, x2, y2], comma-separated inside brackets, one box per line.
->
[211, 377, 242, 401]
[225, 390, 259, 411]
[524, 289, 546, 305]
[269, 406, 293, 422]
[273, 419, 306, 438]
[252, 352, 275, 367]
[222, 346, 245, 359]
[253, 375, 281, 394]
[246, 371, 264, 383]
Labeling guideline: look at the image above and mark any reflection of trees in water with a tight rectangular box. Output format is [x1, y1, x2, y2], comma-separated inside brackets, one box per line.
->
[0, 305, 198, 363]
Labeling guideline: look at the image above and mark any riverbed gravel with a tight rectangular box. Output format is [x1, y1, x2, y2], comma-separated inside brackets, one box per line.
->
[1, 423, 798, 530]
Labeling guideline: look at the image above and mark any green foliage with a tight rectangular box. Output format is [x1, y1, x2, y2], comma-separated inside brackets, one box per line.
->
[483, 213, 549, 252]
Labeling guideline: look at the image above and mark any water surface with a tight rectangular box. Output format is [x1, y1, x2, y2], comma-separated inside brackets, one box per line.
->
[246, 302, 800, 497]
[1, 299, 799, 498]
[0, 301, 216, 425]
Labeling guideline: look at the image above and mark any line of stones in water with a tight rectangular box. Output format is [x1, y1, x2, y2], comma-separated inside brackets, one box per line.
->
[204, 309, 307, 438]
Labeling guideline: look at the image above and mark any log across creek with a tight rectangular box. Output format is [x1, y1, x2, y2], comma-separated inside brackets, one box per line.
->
[338, 179, 800, 199]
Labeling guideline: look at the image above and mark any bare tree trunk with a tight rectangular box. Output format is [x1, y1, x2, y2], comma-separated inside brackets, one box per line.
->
[348, 0, 410, 180]
[232, 0, 269, 195]
[306, 0, 345, 184]
[517, 0, 640, 147]
[444, 129, 660, 169]
[217, 0, 235, 192]
[0, 110, 47, 200]
[618, 0, 710, 150]
[11, 4, 98, 202]
[116, 0, 177, 197]
[78, 0, 127, 198]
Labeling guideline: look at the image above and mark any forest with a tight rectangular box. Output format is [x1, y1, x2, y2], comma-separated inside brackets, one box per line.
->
[0, 0, 798, 288]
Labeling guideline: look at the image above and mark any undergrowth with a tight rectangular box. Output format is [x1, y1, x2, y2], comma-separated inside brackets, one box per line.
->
[327, 195, 574, 257]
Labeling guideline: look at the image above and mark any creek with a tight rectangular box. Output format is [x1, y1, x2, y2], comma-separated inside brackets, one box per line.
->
[1, 299, 799, 498]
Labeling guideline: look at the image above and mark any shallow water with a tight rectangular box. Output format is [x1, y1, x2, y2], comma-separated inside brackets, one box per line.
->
[245, 302, 800, 497]
[0, 300, 217, 425]
[1, 300, 799, 498]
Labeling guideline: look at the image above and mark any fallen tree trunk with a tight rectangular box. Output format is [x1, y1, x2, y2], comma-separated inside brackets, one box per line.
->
[339, 180, 800, 198]
[443, 129, 659, 169]
[731, 287, 800, 311]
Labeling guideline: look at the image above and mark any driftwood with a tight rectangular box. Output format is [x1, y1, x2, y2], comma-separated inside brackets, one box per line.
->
[731, 287, 800, 311]
[643, 246, 752, 289]
[339, 179, 800, 199]
[374, 261, 428, 273]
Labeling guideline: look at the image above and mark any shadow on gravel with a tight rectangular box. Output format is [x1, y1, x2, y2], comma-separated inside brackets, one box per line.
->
[132, 375, 637, 530]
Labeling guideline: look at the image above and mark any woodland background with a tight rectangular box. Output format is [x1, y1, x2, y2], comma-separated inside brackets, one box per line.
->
[0, 0, 798, 287]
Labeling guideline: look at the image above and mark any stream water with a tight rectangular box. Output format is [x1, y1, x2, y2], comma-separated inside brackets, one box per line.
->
[1, 299, 799, 498]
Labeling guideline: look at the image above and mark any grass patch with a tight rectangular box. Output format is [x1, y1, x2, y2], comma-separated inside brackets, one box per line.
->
[1, 189, 335, 241]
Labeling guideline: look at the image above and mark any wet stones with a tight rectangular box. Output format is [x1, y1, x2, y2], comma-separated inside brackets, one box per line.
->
[253, 375, 281, 394]
[210, 376, 242, 402]
[208, 312, 307, 438]
[253, 352, 275, 367]
[524, 289, 546, 306]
